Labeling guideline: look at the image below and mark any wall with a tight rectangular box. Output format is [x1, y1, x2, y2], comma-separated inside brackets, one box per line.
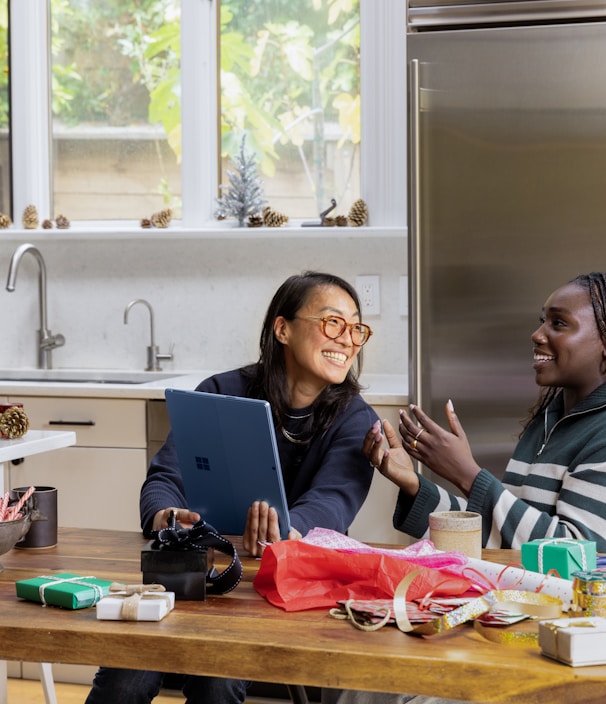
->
[0, 230, 407, 379]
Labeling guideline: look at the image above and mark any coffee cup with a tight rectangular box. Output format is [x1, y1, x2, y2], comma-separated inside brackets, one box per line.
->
[429, 510, 482, 559]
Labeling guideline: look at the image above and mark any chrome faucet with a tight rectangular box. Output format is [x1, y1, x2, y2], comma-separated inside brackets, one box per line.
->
[6, 243, 65, 369]
[123, 298, 174, 371]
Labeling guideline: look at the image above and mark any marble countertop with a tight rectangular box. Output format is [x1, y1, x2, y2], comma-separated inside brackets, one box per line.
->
[0, 369, 408, 406]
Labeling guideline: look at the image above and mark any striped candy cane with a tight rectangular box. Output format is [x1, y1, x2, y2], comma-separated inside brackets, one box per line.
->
[5, 486, 35, 522]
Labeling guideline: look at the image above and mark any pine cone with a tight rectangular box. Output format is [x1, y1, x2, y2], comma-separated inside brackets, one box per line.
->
[151, 208, 173, 228]
[22, 205, 39, 229]
[262, 206, 288, 228]
[140, 218, 152, 229]
[322, 217, 336, 227]
[0, 406, 30, 439]
[42, 219, 53, 229]
[247, 214, 264, 228]
[0, 212, 11, 229]
[348, 198, 368, 227]
[335, 215, 348, 227]
[55, 214, 70, 229]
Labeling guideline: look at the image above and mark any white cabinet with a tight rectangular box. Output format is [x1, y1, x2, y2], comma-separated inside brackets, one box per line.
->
[7, 396, 147, 532]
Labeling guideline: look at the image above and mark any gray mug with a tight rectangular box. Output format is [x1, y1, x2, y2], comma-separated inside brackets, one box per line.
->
[10, 486, 58, 549]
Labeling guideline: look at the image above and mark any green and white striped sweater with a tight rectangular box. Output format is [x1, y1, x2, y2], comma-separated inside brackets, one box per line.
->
[393, 383, 606, 551]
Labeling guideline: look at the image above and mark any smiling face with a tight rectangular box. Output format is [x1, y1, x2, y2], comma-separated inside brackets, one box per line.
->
[531, 281, 606, 410]
[273, 284, 363, 407]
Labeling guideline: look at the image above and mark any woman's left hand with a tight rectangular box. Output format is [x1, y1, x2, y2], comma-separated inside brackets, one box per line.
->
[243, 500, 301, 556]
[399, 401, 482, 496]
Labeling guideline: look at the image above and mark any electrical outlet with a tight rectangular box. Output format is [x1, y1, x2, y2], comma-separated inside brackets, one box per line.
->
[355, 275, 380, 316]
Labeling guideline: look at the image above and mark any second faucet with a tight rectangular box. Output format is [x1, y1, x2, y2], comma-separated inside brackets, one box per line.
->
[124, 298, 174, 372]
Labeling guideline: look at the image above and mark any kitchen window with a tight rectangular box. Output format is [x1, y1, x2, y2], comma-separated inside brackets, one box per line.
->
[10, 0, 405, 230]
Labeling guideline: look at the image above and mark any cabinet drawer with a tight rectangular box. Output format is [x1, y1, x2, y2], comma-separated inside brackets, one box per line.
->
[8, 396, 146, 448]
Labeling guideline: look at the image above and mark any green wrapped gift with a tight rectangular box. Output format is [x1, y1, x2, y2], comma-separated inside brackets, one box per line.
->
[521, 539, 597, 579]
[16, 572, 113, 609]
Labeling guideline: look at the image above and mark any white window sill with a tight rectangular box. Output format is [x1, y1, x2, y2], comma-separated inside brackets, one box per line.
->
[0, 222, 406, 241]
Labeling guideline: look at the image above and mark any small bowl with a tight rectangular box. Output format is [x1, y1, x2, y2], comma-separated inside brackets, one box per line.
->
[0, 513, 33, 569]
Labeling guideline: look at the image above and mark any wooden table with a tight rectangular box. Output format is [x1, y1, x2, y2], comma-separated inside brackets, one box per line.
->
[1, 528, 605, 704]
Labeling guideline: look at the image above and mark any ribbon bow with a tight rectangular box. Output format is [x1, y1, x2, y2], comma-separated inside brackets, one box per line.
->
[150, 511, 242, 594]
[538, 538, 588, 574]
[108, 582, 171, 621]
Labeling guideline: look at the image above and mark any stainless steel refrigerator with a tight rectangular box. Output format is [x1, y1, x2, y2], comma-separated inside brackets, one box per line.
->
[407, 0, 606, 486]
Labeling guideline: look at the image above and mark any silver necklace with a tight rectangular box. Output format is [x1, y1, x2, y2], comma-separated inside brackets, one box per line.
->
[281, 427, 310, 444]
[285, 411, 312, 420]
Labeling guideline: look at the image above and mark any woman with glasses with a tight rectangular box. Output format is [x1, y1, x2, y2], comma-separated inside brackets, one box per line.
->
[85, 270, 378, 704]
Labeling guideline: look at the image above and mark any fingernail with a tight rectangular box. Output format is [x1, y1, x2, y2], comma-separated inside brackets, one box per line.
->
[409, 404, 416, 411]
[447, 399, 454, 411]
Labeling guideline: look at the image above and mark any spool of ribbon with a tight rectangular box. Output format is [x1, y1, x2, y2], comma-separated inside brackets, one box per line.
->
[572, 570, 606, 617]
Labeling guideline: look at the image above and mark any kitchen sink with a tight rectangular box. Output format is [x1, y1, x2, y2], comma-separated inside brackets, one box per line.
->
[0, 369, 184, 385]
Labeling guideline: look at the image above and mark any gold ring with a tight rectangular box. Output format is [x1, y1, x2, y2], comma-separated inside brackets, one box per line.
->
[414, 428, 425, 440]
[410, 439, 418, 450]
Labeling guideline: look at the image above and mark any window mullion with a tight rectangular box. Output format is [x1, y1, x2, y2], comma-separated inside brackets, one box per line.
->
[360, 0, 407, 227]
[10, 0, 52, 222]
[181, 0, 218, 227]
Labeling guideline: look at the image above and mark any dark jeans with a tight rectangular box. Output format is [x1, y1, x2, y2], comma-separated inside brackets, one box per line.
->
[84, 667, 247, 704]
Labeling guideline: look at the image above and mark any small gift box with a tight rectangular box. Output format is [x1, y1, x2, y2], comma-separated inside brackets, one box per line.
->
[521, 538, 597, 579]
[16, 573, 112, 609]
[141, 541, 208, 601]
[96, 582, 175, 621]
[141, 512, 242, 601]
[539, 616, 606, 666]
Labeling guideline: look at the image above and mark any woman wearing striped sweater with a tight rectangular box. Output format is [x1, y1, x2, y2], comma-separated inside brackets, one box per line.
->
[365, 271, 606, 553]
[323, 273, 606, 704]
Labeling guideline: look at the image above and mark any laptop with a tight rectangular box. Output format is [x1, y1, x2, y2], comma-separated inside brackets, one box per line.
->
[164, 387, 291, 539]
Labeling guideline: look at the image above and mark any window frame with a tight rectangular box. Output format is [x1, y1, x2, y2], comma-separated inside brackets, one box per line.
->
[10, 0, 406, 231]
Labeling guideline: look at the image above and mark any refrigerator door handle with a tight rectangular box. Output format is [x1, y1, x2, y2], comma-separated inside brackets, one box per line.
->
[409, 58, 422, 410]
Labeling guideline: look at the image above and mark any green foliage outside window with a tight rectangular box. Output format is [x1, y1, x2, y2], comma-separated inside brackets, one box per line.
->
[48, 0, 360, 213]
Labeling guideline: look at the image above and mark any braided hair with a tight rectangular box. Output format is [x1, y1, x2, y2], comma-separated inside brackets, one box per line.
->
[522, 272, 606, 430]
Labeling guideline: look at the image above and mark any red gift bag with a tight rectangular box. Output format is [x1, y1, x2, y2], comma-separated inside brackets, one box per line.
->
[253, 540, 472, 612]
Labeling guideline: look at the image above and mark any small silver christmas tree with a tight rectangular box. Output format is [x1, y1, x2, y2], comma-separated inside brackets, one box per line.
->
[215, 135, 266, 227]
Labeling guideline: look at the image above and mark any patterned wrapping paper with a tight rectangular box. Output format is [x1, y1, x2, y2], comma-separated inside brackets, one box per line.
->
[444, 556, 574, 605]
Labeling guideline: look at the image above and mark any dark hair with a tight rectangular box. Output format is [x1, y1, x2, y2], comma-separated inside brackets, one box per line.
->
[523, 272, 606, 430]
[244, 271, 364, 438]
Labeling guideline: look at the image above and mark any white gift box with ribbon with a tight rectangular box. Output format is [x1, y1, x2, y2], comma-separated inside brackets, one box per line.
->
[539, 616, 606, 666]
[96, 583, 175, 621]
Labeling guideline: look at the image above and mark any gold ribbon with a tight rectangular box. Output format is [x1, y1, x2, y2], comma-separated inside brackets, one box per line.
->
[331, 569, 564, 643]
[108, 582, 171, 621]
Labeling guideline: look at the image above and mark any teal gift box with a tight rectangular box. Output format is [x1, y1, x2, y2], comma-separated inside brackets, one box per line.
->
[16, 572, 112, 609]
[521, 539, 597, 579]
